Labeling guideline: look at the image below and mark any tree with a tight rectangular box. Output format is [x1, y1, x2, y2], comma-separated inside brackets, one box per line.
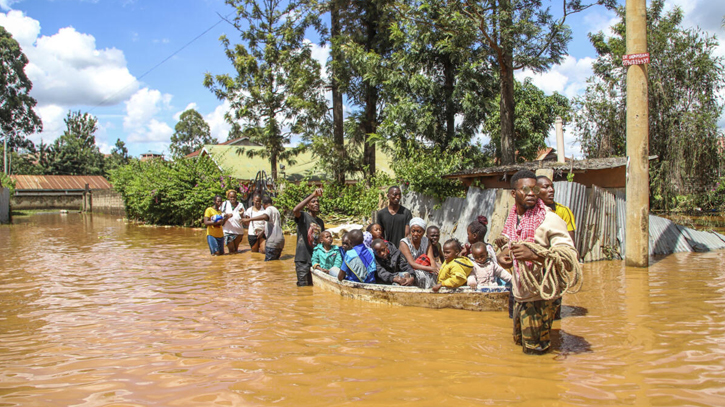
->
[105, 138, 131, 173]
[451, 0, 613, 164]
[379, 0, 496, 153]
[204, 0, 328, 180]
[484, 78, 570, 161]
[46, 111, 105, 175]
[573, 0, 725, 210]
[170, 109, 213, 158]
[0, 26, 42, 153]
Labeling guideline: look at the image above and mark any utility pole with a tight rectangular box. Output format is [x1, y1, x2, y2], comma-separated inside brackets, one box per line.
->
[625, 0, 650, 267]
[3, 133, 7, 175]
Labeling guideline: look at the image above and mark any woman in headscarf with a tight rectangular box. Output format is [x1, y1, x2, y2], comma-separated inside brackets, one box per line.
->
[221, 190, 245, 254]
[398, 217, 439, 289]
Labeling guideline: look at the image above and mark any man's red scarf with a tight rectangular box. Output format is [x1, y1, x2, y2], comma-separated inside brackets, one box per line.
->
[502, 198, 547, 274]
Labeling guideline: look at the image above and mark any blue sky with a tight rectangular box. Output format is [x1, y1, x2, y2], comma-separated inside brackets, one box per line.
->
[1, 0, 723, 158]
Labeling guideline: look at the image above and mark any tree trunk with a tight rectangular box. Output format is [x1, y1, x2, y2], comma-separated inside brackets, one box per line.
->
[364, 84, 377, 180]
[499, 58, 516, 164]
[498, 0, 516, 165]
[443, 53, 456, 149]
[270, 151, 277, 181]
[331, 0, 346, 184]
[362, 0, 378, 181]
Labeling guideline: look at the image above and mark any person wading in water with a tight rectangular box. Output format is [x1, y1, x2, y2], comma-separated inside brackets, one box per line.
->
[497, 170, 580, 355]
[293, 188, 325, 286]
[536, 175, 578, 320]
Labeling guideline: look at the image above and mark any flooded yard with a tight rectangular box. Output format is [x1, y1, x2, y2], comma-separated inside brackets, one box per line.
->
[1, 213, 725, 406]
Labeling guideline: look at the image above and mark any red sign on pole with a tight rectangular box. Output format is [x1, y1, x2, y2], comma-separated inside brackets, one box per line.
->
[622, 53, 650, 66]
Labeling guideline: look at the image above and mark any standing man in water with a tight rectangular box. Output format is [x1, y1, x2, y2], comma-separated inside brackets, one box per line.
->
[293, 188, 325, 286]
[536, 176, 576, 242]
[497, 170, 577, 354]
[376, 186, 412, 247]
[536, 175, 577, 320]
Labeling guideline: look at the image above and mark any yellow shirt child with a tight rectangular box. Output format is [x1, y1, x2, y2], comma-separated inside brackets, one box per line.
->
[432, 239, 474, 292]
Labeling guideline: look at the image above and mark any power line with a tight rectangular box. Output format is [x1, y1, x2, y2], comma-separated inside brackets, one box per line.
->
[89, 11, 235, 113]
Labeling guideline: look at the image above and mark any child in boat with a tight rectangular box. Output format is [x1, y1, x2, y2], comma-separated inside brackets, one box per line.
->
[339, 229, 377, 283]
[311, 231, 343, 279]
[371, 238, 415, 286]
[432, 239, 474, 292]
[467, 242, 512, 290]
[363, 223, 383, 249]
[367, 223, 384, 241]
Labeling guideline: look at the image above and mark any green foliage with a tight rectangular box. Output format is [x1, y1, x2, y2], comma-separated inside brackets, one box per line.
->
[105, 139, 131, 175]
[273, 173, 393, 228]
[0, 26, 42, 152]
[0, 172, 16, 196]
[693, 177, 725, 212]
[377, 0, 496, 154]
[391, 146, 477, 200]
[170, 109, 213, 158]
[109, 156, 231, 227]
[573, 0, 725, 211]
[204, 0, 327, 180]
[46, 111, 105, 175]
[484, 79, 571, 162]
[452, 0, 615, 164]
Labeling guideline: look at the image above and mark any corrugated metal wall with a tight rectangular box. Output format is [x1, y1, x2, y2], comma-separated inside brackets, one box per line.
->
[403, 182, 725, 262]
[0, 188, 9, 224]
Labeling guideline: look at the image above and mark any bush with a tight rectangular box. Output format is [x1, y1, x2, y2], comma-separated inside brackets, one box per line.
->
[391, 147, 472, 200]
[274, 172, 393, 228]
[0, 172, 15, 196]
[110, 156, 235, 226]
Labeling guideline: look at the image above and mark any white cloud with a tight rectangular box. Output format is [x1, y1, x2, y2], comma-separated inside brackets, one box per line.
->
[0, 0, 20, 11]
[0, 11, 139, 107]
[123, 88, 174, 144]
[31, 104, 66, 144]
[204, 101, 232, 142]
[308, 41, 330, 80]
[173, 102, 198, 121]
[123, 88, 171, 131]
[516, 55, 595, 99]
[583, 9, 619, 38]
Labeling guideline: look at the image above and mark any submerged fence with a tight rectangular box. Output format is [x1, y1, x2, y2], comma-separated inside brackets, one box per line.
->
[403, 182, 725, 262]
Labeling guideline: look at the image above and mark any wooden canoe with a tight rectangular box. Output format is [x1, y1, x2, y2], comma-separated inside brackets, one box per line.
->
[311, 269, 510, 312]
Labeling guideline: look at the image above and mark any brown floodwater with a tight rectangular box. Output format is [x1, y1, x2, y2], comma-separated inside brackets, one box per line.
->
[2, 213, 725, 406]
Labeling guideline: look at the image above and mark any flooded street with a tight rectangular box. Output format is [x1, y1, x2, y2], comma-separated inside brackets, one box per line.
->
[2, 213, 725, 406]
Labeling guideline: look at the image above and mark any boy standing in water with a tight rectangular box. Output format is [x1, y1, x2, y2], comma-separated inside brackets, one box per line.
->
[293, 188, 325, 286]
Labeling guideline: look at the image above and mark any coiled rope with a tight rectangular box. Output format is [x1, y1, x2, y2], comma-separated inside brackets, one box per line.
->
[498, 237, 583, 300]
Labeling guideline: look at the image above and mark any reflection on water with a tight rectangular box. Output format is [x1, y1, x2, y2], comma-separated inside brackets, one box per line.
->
[2, 213, 725, 406]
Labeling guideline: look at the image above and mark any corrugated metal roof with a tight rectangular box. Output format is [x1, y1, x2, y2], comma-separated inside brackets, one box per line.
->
[444, 156, 658, 178]
[10, 175, 112, 191]
[649, 215, 694, 255]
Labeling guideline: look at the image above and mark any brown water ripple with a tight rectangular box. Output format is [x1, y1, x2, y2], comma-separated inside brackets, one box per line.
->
[2, 214, 725, 406]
